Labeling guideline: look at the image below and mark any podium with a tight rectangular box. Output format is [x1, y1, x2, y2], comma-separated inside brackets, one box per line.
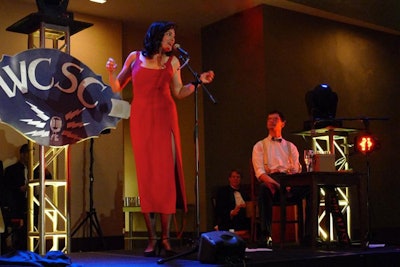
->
[294, 126, 358, 243]
[277, 172, 367, 247]
[295, 126, 358, 171]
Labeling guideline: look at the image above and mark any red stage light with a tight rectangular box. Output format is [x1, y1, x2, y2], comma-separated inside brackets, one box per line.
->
[355, 133, 379, 154]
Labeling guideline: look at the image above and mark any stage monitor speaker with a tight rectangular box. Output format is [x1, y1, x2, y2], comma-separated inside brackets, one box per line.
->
[197, 231, 246, 264]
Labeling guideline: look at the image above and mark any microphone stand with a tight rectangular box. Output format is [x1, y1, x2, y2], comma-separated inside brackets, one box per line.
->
[157, 53, 216, 264]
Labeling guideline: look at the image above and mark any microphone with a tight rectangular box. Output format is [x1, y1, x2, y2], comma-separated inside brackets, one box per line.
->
[173, 44, 189, 57]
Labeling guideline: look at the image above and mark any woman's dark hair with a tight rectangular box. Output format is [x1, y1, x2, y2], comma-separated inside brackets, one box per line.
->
[142, 21, 176, 58]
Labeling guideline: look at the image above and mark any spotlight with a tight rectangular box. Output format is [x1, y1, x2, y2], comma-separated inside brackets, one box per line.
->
[305, 83, 338, 120]
[304, 83, 340, 130]
[7, 0, 92, 36]
[36, 0, 70, 19]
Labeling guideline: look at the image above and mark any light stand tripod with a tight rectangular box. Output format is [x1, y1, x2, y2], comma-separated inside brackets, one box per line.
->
[356, 117, 387, 248]
[364, 152, 373, 247]
[360, 142, 382, 248]
[71, 138, 106, 249]
[157, 53, 216, 264]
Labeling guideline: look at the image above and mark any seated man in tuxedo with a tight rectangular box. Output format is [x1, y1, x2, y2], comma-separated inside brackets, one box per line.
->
[252, 110, 309, 247]
[214, 169, 250, 239]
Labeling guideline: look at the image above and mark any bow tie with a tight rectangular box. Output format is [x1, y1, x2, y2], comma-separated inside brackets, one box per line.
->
[271, 137, 282, 142]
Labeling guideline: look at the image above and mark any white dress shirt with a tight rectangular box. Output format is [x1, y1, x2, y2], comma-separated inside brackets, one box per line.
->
[252, 136, 301, 180]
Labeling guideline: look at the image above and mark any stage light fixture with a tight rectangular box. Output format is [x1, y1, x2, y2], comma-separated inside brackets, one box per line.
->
[305, 83, 338, 120]
[304, 83, 341, 130]
[36, 0, 69, 15]
[354, 133, 380, 154]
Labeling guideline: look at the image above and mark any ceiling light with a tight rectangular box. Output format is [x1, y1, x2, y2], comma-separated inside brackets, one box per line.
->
[90, 0, 107, 3]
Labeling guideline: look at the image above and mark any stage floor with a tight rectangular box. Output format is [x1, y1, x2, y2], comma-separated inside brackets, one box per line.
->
[67, 244, 400, 267]
[1, 242, 399, 266]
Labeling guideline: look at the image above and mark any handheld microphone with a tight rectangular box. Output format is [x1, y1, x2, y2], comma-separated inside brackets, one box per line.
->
[173, 44, 189, 57]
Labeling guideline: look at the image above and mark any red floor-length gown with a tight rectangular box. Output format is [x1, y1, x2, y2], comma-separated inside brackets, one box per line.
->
[128, 52, 187, 214]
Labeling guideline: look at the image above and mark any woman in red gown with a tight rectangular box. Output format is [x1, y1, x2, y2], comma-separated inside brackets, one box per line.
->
[106, 21, 214, 256]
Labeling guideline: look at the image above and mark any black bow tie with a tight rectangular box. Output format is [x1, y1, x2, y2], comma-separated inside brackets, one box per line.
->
[271, 137, 282, 142]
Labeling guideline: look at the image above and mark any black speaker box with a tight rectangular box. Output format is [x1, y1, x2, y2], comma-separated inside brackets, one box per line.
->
[197, 231, 246, 264]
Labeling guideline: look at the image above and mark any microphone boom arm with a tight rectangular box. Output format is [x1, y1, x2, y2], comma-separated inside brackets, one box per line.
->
[178, 54, 190, 71]
[177, 54, 217, 104]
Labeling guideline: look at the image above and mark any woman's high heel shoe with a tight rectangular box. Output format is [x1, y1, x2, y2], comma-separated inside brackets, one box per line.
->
[158, 238, 176, 257]
[143, 238, 158, 257]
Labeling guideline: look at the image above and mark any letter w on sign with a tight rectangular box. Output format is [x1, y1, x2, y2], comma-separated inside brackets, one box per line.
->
[0, 48, 129, 146]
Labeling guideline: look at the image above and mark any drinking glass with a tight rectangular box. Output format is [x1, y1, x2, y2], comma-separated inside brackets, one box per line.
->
[304, 150, 314, 172]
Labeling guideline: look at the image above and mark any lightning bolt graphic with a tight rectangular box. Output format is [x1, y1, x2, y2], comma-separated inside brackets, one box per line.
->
[26, 101, 50, 121]
[65, 108, 86, 120]
[25, 130, 49, 137]
[67, 121, 89, 129]
[20, 119, 46, 128]
[62, 130, 81, 141]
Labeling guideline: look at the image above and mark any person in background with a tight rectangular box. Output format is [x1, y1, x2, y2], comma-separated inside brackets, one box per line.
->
[252, 110, 305, 247]
[106, 21, 215, 257]
[214, 169, 250, 240]
[0, 160, 5, 253]
[2, 144, 52, 251]
[0, 160, 4, 207]
[3, 144, 31, 250]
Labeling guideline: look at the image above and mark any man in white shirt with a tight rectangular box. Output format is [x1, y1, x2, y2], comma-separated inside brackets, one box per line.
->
[252, 110, 306, 247]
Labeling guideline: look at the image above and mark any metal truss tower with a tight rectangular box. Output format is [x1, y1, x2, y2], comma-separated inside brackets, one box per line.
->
[7, 9, 92, 254]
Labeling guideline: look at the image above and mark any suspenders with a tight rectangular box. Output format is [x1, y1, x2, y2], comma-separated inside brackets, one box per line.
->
[262, 138, 292, 172]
